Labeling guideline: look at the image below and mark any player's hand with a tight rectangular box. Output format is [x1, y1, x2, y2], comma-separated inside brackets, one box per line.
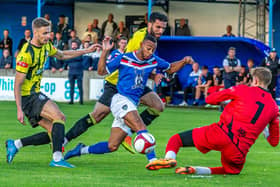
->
[17, 109, 26, 125]
[263, 126, 269, 139]
[102, 36, 114, 51]
[87, 43, 102, 53]
[183, 56, 194, 65]
[154, 73, 164, 86]
[59, 68, 64, 72]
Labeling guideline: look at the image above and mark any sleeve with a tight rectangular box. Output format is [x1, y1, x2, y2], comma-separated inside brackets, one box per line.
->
[205, 85, 239, 105]
[207, 73, 213, 81]
[223, 59, 229, 67]
[16, 52, 32, 74]
[237, 59, 241, 66]
[260, 58, 266, 67]
[105, 54, 122, 74]
[267, 112, 279, 147]
[7, 56, 12, 65]
[47, 42, 58, 57]
[125, 30, 145, 52]
[155, 56, 170, 72]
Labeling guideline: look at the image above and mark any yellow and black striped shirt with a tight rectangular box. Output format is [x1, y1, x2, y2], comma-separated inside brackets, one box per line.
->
[105, 27, 148, 85]
[16, 42, 57, 96]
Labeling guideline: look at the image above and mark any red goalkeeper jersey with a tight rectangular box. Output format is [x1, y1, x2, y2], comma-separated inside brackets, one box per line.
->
[206, 85, 279, 154]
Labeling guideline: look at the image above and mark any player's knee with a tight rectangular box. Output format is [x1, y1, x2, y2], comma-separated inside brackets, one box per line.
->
[108, 142, 119, 152]
[153, 101, 165, 112]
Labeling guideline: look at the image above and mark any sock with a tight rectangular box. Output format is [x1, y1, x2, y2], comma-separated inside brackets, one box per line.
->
[165, 151, 177, 160]
[14, 139, 23, 149]
[53, 151, 63, 162]
[165, 134, 183, 159]
[140, 108, 160, 127]
[88, 142, 111, 154]
[209, 167, 226, 174]
[20, 132, 51, 147]
[65, 113, 96, 142]
[63, 137, 68, 147]
[146, 150, 157, 162]
[51, 120, 65, 153]
[195, 166, 212, 175]
[137, 129, 148, 135]
[81, 146, 89, 155]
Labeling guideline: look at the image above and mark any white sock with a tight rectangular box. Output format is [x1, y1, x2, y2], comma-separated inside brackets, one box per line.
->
[194, 166, 211, 175]
[53, 151, 63, 162]
[80, 146, 89, 155]
[149, 158, 157, 162]
[14, 139, 23, 150]
[165, 151, 177, 160]
[62, 137, 68, 147]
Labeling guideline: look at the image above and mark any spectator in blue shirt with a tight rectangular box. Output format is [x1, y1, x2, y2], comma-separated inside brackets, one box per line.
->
[0, 48, 12, 69]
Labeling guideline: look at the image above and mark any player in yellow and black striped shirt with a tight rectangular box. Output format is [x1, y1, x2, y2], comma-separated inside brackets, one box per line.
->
[6, 17, 101, 168]
[64, 12, 170, 153]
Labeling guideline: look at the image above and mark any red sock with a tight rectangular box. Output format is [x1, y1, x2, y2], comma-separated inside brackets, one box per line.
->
[209, 167, 226, 174]
[165, 134, 183, 154]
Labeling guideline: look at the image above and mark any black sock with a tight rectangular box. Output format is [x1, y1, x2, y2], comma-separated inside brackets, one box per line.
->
[65, 114, 96, 142]
[51, 121, 65, 153]
[21, 132, 51, 146]
[179, 130, 194, 147]
[140, 108, 160, 127]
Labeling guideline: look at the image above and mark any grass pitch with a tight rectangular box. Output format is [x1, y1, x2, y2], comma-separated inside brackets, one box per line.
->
[0, 101, 279, 187]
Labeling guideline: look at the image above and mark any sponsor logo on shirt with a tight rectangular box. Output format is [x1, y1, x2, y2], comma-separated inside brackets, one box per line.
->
[17, 61, 28, 68]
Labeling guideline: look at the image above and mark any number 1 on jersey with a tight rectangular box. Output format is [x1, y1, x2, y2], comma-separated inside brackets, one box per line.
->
[251, 101, 265, 124]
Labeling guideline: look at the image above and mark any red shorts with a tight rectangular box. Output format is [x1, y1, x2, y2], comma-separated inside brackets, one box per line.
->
[193, 123, 246, 174]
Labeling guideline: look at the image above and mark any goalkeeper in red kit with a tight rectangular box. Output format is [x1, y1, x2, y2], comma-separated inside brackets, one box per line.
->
[146, 67, 279, 175]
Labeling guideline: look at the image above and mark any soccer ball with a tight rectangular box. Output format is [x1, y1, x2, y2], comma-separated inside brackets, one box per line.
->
[134, 132, 156, 154]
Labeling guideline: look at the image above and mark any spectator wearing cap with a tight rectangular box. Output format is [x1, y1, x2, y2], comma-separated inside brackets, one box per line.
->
[193, 65, 213, 105]
[222, 25, 235, 37]
[222, 47, 241, 88]
[112, 21, 130, 41]
[0, 29, 13, 55]
[261, 48, 280, 98]
[101, 13, 117, 38]
[55, 14, 71, 43]
[68, 29, 81, 50]
[0, 48, 12, 69]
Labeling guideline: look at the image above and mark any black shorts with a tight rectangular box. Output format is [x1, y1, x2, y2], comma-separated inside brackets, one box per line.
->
[98, 82, 153, 107]
[22, 92, 50, 128]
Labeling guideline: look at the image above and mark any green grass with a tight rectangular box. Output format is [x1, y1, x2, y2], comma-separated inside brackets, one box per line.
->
[0, 101, 279, 187]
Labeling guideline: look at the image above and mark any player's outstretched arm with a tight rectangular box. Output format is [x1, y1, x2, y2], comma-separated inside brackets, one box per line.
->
[54, 43, 102, 60]
[205, 87, 237, 105]
[14, 72, 27, 125]
[97, 37, 114, 75]
[265, 117, 279, 147]
[166, 56, 194, 74]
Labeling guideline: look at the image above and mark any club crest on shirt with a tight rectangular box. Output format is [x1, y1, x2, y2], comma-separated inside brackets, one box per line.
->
[122, 104, 128, 110]
[132, 70, 144, 89]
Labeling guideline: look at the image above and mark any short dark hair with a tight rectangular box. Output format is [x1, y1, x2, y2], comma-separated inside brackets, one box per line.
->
[118, 36, 128, 42]
[32, 17, 50, 30]
[149, 12, 168, 23]
[229, 46, 236, 51]
[143, 34, 157, 44]
[202, 65, 208, 70]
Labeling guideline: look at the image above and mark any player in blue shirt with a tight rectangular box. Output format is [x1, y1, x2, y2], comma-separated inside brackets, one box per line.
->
[64, 35, 193, 169]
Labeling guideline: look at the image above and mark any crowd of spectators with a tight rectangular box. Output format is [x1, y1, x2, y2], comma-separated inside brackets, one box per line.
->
[0, 13, 278, 107]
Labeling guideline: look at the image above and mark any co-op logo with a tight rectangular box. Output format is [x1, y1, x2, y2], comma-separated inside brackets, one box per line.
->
[40, 80, 79, 100]
[64, 80, 80, 100]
